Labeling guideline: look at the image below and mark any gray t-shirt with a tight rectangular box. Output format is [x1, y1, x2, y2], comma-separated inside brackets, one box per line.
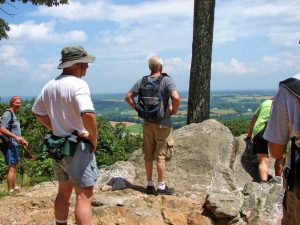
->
[129, 74, 177, 127]
[0, 110, 21, 146]
[264, 75, 300, 167]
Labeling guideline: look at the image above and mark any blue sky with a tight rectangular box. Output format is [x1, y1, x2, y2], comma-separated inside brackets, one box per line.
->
[0, 0, 300, 97]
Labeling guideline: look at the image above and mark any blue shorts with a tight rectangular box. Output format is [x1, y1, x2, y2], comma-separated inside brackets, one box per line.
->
[52, 142, 99, 187]
[4, 144, 20, 165]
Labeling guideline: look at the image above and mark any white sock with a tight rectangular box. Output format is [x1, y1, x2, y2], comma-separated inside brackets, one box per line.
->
[158, 182, 165, 190]
[56, 219, 68, 225]
[147, 181, 154, 187]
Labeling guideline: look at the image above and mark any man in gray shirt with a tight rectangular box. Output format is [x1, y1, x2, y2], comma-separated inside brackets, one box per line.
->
[125, 55, 180, 195]
[264, 73, 300, 225]
[0, 96, 28, 194]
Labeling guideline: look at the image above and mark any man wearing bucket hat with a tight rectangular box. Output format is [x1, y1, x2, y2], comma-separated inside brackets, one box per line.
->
[32, 46, 99, 225]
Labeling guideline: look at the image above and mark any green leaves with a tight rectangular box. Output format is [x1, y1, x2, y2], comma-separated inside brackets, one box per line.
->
[0, 18, 9, 40]
[221, 118, 250, 136]
[0, 100, 142, 185]
[95, 117, 142, 166]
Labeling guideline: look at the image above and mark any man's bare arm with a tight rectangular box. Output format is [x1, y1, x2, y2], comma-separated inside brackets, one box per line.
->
[268, 142, 286, 159]
[170, 90, 180, 115]
[35, 114, 52, 130]
[0, 126, 28, 147]
[246, 116, 257, 140]
[125, 92, 137, 111]
[81, 112, 98, 152]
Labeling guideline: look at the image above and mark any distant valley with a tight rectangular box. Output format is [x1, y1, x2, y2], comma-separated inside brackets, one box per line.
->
[92, 89, 276, 131]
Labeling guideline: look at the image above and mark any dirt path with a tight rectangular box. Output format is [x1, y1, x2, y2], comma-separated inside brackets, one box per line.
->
[0, 182, 62, 225]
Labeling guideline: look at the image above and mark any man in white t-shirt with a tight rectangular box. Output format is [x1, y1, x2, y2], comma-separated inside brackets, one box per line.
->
[32, 46, 98, 225]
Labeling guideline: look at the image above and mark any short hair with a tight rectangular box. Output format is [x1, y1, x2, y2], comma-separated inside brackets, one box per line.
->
[148, 56, 163, 72]
[10, 96, 21, 106]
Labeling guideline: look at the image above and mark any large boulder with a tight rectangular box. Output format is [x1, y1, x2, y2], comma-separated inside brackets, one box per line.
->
[0, 119, 283, 225]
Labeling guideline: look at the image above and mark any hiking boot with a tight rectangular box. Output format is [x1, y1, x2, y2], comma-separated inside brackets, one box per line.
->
[157, 186, 174, 195]
[146, 186, 156, 195]
[9, 189, 15, 196]
[14, 186, 21, 193]
[268, 176, 283, 185]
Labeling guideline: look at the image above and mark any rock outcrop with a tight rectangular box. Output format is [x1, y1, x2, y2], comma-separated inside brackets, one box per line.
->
[0, 119, 284, 225]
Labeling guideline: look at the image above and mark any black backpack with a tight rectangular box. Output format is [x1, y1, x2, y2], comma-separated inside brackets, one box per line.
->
[280, 77, 300, 190]
[136, 73, 168, 120]
[0, 110, 14, 154]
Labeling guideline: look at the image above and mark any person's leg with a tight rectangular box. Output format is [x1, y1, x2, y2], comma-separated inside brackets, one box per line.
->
[5, 145, 19, 192]
[257, 153, 270, 182]
[7, 165, 16, 191]
[143, 122, 155, 186]
[145, 160, 153, 182]
[275, 157, 284, 177]
[155, 125, 174, 194]
[54, 180, 73, 223]
[74, 186, 94, 225]
[157, 162, 165, 183]
[60, 142, 98, 224]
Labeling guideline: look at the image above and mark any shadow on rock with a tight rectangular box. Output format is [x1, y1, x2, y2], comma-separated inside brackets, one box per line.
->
[107, 177, 145, 193]
[241, 139, 260, 183]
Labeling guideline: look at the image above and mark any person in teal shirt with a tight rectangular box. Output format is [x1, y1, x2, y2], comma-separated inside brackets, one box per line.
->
[246, 98, 284, 182]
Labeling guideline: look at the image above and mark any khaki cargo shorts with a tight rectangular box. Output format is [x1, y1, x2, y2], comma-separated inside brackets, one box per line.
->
[282, 182, 300, 225]
[142, 121, 174, 163]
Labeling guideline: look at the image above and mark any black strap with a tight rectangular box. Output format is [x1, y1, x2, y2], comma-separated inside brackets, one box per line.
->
[1, 109, 14, 132]
[7, 110, 13, 132]
[290, 137, 296, 190]
[141, 73, 169, 86]
[280, 77, 300, 98]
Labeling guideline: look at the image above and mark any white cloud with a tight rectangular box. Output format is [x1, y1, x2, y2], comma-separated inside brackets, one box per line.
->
[212, 58, 254, 75]
[164, 57, 188, 74]
[0, 45, 29, 69]
[262, 52, 299, 70]
[33, 0, 193, 23]
[214, 0, 300, 46]
[230, 58, 253, 74]
[262, 56, 280, 64]
[39, 63, 56, 71]
[9, 20, 54, 40]
[8, 20, 87, 43]
[114, 35, 132, 44]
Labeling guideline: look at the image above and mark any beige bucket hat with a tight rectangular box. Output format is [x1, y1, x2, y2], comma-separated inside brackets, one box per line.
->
[58, 46, 95, 69]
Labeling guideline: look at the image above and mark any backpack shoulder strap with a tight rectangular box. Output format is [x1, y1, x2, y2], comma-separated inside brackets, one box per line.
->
[141, 75, 149, 85]
[153, 73, 169, 85]
[280, 77, 300, 98]
[2, 109, 14, 131]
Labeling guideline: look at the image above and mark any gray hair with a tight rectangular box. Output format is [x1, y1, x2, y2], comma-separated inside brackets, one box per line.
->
[148, 55, 163, 72]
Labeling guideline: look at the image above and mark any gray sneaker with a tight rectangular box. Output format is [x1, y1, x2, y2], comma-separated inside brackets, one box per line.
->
[146, 186, 156, 195]
[157, 186, 174, 195]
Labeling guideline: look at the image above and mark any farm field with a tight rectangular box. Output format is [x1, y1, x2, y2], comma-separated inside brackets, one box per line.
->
[93, 89, 275, 131]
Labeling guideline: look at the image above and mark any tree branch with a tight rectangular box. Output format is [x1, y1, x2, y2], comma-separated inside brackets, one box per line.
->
[0, 7, 16, 17]
[5, 2, 18, 10]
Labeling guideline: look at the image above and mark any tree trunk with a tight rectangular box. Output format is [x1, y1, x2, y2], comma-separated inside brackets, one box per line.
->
[187, 0, 215, 124]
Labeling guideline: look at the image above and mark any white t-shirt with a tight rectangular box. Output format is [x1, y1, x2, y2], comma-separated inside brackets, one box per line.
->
[32, 74, 95, 137]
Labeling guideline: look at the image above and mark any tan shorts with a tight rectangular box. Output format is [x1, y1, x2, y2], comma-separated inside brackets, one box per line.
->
[282, 182, 300, 225]
[142, 121, 174, 163]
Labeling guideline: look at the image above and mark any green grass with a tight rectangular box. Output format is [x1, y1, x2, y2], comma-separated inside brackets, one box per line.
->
[127, 124, 143, 134]
[211, 108, 236, 115]
[120, 110, 138, 116]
